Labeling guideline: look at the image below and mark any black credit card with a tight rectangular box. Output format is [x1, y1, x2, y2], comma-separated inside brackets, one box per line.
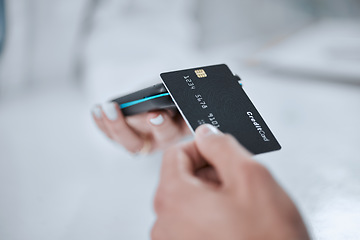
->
[160, 64, 281, 154]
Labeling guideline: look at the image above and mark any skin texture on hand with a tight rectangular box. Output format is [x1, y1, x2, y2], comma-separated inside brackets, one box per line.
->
[92, 102, 191, 154]
[152, 124, 310, 240]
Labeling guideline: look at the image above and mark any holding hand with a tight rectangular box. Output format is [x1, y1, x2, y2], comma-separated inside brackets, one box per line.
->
[152, 124, 310, 240]
[92, 102, 191, 154]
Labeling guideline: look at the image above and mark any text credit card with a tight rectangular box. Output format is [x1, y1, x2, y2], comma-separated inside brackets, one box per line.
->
[160, 64, 281, 154]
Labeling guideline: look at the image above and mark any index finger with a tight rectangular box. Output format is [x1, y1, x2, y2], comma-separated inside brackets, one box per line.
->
[194, 124, 253, 187]
[159, 141, 207, 186]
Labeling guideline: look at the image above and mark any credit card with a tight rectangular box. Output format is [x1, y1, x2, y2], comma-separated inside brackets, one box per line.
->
[160, 64, 281, 154]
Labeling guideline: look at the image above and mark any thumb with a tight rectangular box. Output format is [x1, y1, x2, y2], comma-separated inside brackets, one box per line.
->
[194, 124, 252, 187]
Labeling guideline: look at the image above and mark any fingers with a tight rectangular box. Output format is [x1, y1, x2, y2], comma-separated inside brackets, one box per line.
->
[92, 105, 112, 139]
[93, 102, 145, 153]
[147, 111, 183, 144]
[92, 103, 190, 154]
[159, 124, 254, 190]
[194, 124, 252, 186]
[91, 99, 192, 154]
[160, 144, 195, 184]
[160, 139, 217, 188]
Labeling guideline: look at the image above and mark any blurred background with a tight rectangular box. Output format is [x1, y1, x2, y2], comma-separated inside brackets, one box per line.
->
[0, 0, 359, 239]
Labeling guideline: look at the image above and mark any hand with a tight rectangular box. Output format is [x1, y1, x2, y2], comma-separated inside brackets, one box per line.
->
[91, 102, 191, 154]
[152, 124, 310, 240]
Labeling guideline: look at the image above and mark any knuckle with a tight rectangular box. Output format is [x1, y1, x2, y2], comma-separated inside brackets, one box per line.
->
[238, 161, 271, 183]
[238, 160, 255, 173]
[253, 162, 271, 179]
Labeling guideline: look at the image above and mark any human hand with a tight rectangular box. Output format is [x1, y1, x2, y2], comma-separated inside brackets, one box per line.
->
[152, 124, 310, 240]
[91, 102, 191, 154]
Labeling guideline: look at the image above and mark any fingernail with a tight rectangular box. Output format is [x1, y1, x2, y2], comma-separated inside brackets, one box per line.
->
[150, 114, 164, 126]
[197, 124, 220, 137]
[101, 102, 118, 121]
[91, 105, 102, 118]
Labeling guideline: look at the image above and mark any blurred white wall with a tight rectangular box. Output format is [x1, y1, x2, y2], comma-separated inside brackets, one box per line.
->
[0, 0, 29, 93]
[1, 0, 359, 95]
[197, 0, 313, 49]
[0, 0, 87, 95]
[81, 0, 201, 102]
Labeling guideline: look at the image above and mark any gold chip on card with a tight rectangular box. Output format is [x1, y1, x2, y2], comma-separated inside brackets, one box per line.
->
[194, 69, 207, 78]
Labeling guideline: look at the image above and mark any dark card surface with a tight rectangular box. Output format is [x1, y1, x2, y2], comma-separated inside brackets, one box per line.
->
[160, 64, 281, 154]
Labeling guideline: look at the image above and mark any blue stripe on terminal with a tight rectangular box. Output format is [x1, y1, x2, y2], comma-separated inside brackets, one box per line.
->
[120, 93, 170, 109]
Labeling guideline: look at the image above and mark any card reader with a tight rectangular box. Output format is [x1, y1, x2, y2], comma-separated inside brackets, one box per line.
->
[112, 75, 242, 116]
